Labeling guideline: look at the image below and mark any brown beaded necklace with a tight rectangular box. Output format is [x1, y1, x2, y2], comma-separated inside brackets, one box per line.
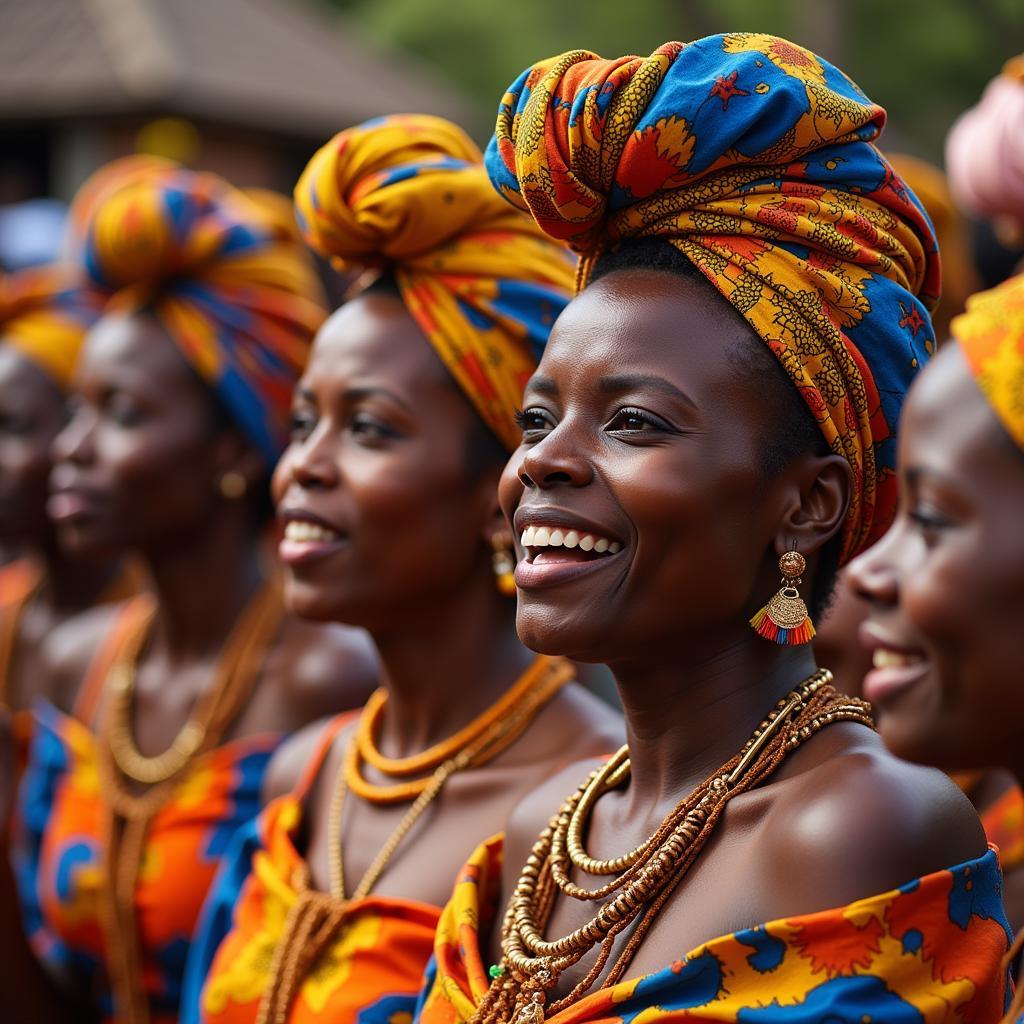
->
[474, 670, 874, 1024]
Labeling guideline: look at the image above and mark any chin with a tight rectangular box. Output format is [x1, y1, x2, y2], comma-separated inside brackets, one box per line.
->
[515, 604, 613, 663]
[281, 576, 350, 624]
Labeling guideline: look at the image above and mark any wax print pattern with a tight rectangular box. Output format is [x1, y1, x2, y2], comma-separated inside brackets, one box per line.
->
[293, 114, 575, 452]
[185, 791, 442, 1024]
[951, 274, 1024, 452]
[982, 786, 1024, 873]
[415, 835, 1012, 1024]
[486, 33, 942, 561]
[78, 161, 326, 464]
[14, 699, 279, 1024]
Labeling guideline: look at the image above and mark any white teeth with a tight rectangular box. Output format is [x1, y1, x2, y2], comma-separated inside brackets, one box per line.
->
[534, 527, 551, 546]
[549, 529, 564, 546]
[563, 531, 579, 548]
[285, 520, 340, 543]
[521, 525, 624, 555]
[608, 541, 621, 554]
[522, 527, 534, 546]
[593, 538, 609, 553]
[579, 535, 595, 552]
[872, 648, 922, 669]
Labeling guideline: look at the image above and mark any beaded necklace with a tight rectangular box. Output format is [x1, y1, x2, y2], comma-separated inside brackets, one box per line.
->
[474, 670, 874, 1024]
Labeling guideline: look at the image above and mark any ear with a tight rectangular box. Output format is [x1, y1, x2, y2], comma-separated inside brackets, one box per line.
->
[211, 429, 266, 493]
[772, 453, 852, 558]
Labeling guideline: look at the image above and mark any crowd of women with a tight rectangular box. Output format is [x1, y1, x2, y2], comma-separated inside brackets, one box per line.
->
[1, 30, 1023, 1024]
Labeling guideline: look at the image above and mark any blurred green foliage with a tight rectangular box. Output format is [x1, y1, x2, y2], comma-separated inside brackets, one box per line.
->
[322, 0, 1022, 159]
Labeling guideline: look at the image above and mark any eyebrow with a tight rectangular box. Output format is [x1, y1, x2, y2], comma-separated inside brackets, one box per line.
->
[597, 373, 699, 413]
[295, 383, 414, 413]
[904, 465, 960, 491]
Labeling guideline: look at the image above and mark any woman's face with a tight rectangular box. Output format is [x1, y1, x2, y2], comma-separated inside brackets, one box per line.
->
[49, 312, 232, 558]
[846, 343, 1024, 771]
[0, 345, 66, 545]
[498, 269, 809, 666]
[271, 290, 500, 628]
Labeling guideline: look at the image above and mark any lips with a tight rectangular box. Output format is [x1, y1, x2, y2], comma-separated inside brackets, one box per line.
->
[513, 509, 627, 589]
[858, 624, 930, 705]
[277, 510, 347, 566]
[47, 488, 102, 524]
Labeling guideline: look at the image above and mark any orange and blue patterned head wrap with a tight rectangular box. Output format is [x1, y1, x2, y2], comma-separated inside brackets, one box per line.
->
[951, 274, 1024, 452]
[293, 114, 575, 452]
[73, 159, 327, 465]
[487, 34, 941, 561]
[0, 265, 99, 391]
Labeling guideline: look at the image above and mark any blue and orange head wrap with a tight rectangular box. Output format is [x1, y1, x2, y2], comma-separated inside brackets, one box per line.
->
[0, 265, 99, 391]
[487, 34, 941, 562]
[293, 114, 575, 451]
[71, 158, 327, 465]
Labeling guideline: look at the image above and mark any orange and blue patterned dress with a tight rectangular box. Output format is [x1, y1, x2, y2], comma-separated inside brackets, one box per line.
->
[13, 608, 280, 1024]
[415, 836, 1013, 1024]
[183, 716, 442, 1024]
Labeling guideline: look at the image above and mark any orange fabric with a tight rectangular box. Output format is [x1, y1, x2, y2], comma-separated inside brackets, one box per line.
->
[983, 785, 1024, 872]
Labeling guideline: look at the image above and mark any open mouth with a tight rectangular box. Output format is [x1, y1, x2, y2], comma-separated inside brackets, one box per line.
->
[859, 630, 930, 705]
[278, 515, 347, 565]
[521, 526, 622, 565]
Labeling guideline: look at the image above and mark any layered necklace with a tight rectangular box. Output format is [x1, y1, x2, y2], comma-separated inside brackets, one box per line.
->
[97, 581, 284, 1024]
[256, 655, 574, 1024]
[474, 669, 874, 1024]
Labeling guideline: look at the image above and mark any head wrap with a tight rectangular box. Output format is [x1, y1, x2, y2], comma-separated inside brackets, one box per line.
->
[0, 265, 98, 390]
[487, 33, 940, 562]
[946, 56, 1024, 241]
[293, 114, 575, 451]
[73, 159, 327, 464]
[888, 154, 980, 344]
[951, 274, 1024, 452]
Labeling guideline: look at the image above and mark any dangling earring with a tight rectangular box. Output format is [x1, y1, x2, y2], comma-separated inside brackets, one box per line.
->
[750, 548, 816, 645]
[491, 533, 517, 597]
[219, 471, 248, 500]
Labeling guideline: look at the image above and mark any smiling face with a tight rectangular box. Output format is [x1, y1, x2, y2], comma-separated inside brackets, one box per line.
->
[49, 312, 235, 558]
[271, 288, 504, 628]
[498, 269, 828, 666]
[846, 343, 1024, 771]
[0, 345, 67, 546]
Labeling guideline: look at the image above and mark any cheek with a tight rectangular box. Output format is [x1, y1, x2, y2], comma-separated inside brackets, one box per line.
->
[0, 434, 52, 485]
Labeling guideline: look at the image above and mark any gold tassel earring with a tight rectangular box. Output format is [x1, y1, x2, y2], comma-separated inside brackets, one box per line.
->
[491, 533, 517, 597]
[750, 548, 816, 645]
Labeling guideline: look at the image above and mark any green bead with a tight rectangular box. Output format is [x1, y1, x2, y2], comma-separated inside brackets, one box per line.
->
[489, 964, 505, 979]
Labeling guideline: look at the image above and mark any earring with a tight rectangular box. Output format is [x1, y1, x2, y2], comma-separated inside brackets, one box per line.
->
[750, 548, 816, 645]
[491, 533, 517, 597]
[219, 471, 248, 500]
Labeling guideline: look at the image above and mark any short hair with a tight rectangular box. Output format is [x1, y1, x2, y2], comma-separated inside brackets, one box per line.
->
[591, 240, 842, 616]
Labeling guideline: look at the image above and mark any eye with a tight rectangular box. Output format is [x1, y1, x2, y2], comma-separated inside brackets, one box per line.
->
[289, 407, 317, 440]
[907, 504, 954, 542]
[605, 407, 672, 433]
[103, 393, 144, 427]
[514, 407, 555, 437]
[349, 412, 397, 443]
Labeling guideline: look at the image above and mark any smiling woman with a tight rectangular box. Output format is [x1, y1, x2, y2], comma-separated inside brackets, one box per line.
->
[413, 34, 1012, 1024]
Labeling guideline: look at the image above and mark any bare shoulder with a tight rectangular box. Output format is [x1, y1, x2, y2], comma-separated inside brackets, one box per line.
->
[260, 715, 353, 806]
[760, 725, 987, 910]
[40, 602, 123, 715]
[535, 682, 625, 763]
[271, 617, 379, 719]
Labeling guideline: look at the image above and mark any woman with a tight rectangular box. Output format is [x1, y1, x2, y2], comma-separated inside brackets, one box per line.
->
[847, 272, 1024, 983]
[415, 35, 1011, 1024]
[14, 160, 379, 1024]
[183, 114, 623, 1024]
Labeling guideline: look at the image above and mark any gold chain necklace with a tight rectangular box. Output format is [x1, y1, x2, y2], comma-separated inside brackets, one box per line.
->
[474, 670, 874, 1024]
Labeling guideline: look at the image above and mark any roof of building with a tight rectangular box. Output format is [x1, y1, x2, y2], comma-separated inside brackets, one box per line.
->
[0, 0, 476, 135]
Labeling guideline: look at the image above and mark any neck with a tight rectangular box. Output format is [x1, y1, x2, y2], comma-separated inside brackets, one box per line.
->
[21, 532, 124, 613]
[369, 571, 537, 755]
[609, 627, 820, 814]
[142, 509, 265, 662]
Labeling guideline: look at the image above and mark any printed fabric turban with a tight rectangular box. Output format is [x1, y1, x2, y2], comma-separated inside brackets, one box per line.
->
[72, 158, 327, 465]
[293, 114, 575, 452]
[487, 33, 941, 562]
[946, 55, 1024, 239]
[0, 265, 99, 391]
[952, 273, 1024, 452]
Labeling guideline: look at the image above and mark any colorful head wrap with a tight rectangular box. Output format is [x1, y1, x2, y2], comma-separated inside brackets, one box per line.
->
[74, 159, 327, 464]
[951, 274, 1024, 451]
[946, 56, 1024, 239]
[487, 33, 941, 562]
[0, 265, 98, 391]
[293, 114, 575, 451]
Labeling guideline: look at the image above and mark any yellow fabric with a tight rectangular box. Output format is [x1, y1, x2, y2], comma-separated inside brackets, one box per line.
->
[952, 273, 1024, 451]
[293, 114, 575, 451]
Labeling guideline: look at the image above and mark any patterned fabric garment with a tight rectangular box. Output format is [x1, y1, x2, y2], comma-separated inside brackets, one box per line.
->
[983, 786, 1024, 873]
[183, 774, 441, 1024]
[74, 158, 326, 464]
[12, 605, 280, 1024]
[293, 113, 575, 452]
[951, 273, 1024, 452]
[415, 835, 1013, 1024]
[486, 33, 942, 562]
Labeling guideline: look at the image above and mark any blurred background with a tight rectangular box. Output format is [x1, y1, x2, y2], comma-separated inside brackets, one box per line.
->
[1, 0, 1022, 271]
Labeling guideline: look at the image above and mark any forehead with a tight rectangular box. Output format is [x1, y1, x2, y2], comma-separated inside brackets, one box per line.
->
[81, 312, 192, 382]
[536, 269, 759, 394]
[0, 344, 61, 404]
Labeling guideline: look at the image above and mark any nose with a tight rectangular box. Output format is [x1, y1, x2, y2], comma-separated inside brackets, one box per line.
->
[51, 403, 96, 467]
[517, 426, 593, 490]
[845, 524, 902, 608]
[278, 423, 340, 494]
